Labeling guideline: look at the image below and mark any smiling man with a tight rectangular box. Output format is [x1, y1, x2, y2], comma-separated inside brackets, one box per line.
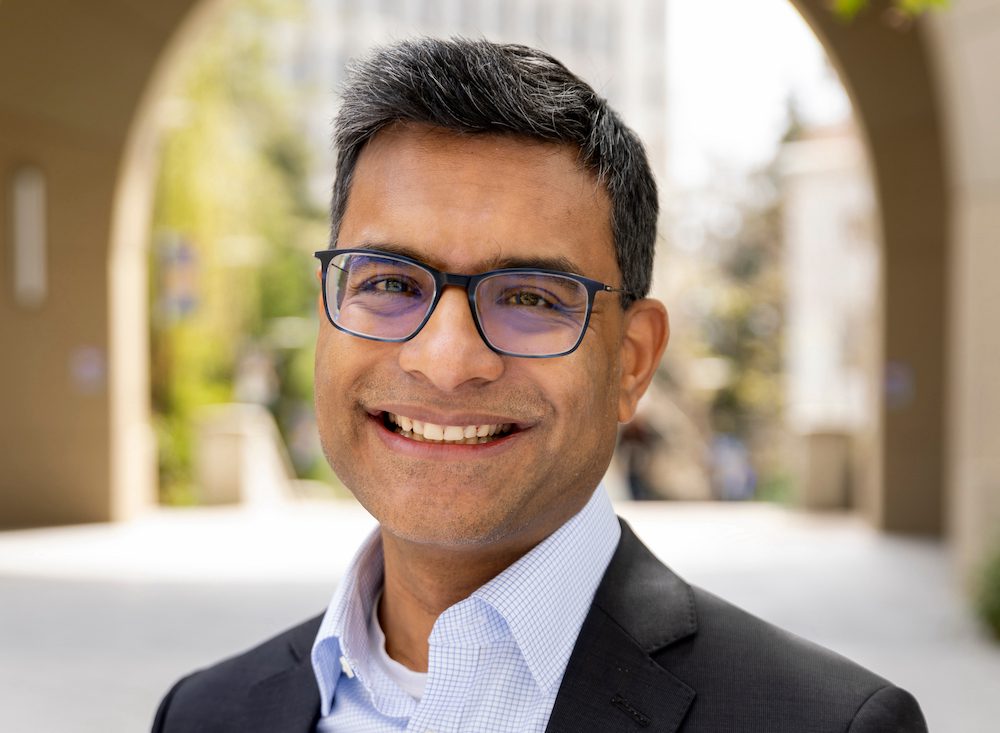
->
[153, 38, 927, 732]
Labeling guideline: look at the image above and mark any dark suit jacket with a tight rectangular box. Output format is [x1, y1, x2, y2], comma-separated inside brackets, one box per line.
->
[152, 520, 927, 732]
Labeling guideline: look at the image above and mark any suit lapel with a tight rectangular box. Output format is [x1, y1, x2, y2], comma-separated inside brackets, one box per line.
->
[243, 617, 322, 733]
[545, 521, 698, 733]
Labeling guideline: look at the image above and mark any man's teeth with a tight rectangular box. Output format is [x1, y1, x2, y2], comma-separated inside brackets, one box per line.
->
[385, 413, 511, 443]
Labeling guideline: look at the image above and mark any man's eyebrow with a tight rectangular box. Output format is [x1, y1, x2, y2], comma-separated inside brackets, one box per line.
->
[482, 253, 584, 274]
[349, 241, 585, 275]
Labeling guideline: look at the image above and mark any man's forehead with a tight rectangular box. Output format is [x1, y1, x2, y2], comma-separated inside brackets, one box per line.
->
[339, 122, 617, 278]
[369, 121, 569, 150]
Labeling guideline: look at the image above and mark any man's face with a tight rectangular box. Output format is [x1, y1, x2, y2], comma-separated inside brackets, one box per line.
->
[315, 124, 629, 552]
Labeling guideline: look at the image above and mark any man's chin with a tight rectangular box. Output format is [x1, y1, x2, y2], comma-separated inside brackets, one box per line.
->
[340, 441, 536, 499]
[354, 485, 532, 547]
[377, 515, 521, 550]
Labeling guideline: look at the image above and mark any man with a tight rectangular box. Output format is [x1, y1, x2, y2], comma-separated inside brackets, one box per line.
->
[153, 38, 927, 732]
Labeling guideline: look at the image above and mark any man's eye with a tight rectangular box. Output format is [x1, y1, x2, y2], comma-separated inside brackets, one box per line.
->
[375, 278, 408, 293]
[355, 276, 419, 295]
[504, 291, 551, 308]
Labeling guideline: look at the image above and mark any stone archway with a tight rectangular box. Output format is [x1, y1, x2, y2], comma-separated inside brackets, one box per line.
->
[0, 0, 947, 536]
[791, 0, 948, 534]
[0, 0, 223, 524]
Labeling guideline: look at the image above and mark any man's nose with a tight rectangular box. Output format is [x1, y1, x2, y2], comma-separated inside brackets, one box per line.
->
[398, 287, 504, 391]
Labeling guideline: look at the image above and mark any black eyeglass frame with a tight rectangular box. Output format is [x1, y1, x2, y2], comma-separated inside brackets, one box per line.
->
[314, 247, 631, 358]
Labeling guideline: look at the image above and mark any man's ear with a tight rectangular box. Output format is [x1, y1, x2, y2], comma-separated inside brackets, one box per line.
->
[617, 298, 669, 423]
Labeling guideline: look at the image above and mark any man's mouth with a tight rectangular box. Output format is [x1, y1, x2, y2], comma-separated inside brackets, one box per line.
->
[380, 411, 516, 445]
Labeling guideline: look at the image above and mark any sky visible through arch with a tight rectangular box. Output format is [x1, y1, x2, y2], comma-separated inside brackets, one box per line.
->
[666, 0, 852, 189]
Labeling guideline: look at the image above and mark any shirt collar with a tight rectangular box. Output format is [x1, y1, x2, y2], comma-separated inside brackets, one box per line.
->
[310, 528, 385, 717]
[310, 484, 621, 712]
[464, 485, 620, 693]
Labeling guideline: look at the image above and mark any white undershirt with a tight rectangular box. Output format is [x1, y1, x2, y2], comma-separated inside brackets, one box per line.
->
[368, 593, 428, 701]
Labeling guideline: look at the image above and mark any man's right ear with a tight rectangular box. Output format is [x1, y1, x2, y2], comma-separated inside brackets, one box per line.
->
[617, 298, 669, 423]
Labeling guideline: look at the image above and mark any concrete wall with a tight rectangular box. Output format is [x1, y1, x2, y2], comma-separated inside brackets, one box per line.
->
[0, 0, 210, 525]
[926, 1, 1000, 578]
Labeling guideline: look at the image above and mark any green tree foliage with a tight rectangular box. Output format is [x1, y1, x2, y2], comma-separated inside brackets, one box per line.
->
[977, 544, 1000, 640]
[831, 0, 949, 22]
[151, 0, 328, 503]
[699, 168, 785, 468]
[656, 161, 787, 502]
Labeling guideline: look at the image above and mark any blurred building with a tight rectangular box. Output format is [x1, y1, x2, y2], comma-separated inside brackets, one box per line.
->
[276, 0, 669, 208]
[779, 123, 880, 511]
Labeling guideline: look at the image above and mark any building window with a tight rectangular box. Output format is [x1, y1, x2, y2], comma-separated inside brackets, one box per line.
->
[8, 165, 47, 309]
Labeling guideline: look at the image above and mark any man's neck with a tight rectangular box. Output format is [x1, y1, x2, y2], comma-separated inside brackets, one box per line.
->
[376, 529, 541, 673]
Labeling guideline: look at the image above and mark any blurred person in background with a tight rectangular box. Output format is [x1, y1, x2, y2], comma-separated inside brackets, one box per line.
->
[153, 37, 926, 732]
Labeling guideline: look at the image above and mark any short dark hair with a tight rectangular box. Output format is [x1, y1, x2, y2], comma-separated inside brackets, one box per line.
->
[331, 37, 658, 307]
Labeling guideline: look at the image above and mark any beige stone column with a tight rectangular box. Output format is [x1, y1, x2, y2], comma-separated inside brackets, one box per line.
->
[927, 2, 1000, 579]
[0, 0, 210, 526]
[795, 0, 948, 535]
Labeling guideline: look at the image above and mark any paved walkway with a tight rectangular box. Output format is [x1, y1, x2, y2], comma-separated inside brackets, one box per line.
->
[1, 499, 997, 732]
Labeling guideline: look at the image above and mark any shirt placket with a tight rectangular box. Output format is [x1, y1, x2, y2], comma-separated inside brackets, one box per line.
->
[405, 643, 480, 733]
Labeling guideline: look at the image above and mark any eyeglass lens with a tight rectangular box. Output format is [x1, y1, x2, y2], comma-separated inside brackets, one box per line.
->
[325, 252, 590, 356]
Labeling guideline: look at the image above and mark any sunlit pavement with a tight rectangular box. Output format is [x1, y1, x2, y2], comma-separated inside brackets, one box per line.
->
[1, 499, 997, 732]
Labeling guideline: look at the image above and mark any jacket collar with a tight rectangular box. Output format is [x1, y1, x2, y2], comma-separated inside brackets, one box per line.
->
[545, 519, 698, 732]
[243, 616, 322, 733]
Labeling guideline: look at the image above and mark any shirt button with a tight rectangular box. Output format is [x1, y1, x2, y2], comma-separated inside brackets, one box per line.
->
[339, 655, 355, 678]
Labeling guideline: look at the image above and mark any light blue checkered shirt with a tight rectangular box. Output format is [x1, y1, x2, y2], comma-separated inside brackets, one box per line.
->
[310, 485, 621, 733]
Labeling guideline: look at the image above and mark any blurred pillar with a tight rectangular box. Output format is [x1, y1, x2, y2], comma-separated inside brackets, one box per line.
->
[925, 5, 1000, 580]
[794, 0, 948, 536]
[795, 433, 852, 510]
[0, 0, 223, 526]
[194, 404, 295, 506]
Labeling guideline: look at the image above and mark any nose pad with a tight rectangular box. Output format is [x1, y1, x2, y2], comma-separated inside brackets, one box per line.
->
[398, 287, 504, 390]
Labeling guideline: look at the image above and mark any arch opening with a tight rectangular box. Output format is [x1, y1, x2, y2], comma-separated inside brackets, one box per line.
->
[0, 0, 947, 540]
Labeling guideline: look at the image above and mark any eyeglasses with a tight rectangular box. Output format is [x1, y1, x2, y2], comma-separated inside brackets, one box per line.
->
[314, 248, 630, 358]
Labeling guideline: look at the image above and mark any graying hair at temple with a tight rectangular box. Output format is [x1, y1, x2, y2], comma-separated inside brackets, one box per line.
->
[329, 36, 658, 308]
